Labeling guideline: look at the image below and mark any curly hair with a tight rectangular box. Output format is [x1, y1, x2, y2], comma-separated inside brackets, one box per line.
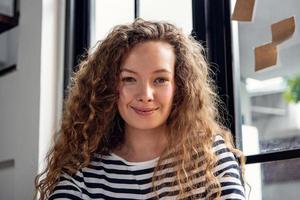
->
[35, 18, 244, 199]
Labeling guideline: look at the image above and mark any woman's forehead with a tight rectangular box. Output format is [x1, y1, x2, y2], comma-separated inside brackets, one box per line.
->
[120, 41, 176, 74]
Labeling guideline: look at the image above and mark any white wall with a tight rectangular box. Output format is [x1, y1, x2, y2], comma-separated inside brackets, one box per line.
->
[0, 0, 42, 199]
[0, 0, 64, 199]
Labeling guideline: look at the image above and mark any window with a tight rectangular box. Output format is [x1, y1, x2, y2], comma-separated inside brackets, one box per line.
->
[230, 0, 300, 199]
[91, 0, 134, 46]
[139, 0, 192, 34]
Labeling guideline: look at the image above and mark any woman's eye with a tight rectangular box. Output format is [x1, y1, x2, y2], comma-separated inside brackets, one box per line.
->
[154, 77, 168, 84]
[121, 77, 136, 82]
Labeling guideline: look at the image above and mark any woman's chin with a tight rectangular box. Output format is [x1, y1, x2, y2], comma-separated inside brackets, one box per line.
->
[125, 121, 166, 131]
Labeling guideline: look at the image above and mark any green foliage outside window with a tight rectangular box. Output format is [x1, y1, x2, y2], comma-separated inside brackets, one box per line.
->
[283, 76, 300, 103]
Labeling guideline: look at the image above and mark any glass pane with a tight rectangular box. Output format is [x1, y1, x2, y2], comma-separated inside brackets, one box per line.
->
[91, 0, 134, 46]
[245, 158, 300, 200]
[139, 0, 192, 34]
[231, 0, 300, 155]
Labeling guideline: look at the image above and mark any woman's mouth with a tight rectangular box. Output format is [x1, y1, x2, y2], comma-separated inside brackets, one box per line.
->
[130, 106, 159, 116]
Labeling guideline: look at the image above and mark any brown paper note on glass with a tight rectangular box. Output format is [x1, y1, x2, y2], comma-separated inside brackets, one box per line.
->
[271, 16, 296, 44]
[232, 0, 255, 21]
[255, 43, 277, 71]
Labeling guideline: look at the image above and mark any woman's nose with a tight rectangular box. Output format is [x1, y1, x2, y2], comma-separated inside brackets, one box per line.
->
[136, 83, 154, 102]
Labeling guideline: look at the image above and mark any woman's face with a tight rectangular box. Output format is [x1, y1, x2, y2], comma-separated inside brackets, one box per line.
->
[117, 41, 176, 131]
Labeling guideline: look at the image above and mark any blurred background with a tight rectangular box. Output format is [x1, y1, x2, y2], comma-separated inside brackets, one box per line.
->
[0, 0, 299, 199]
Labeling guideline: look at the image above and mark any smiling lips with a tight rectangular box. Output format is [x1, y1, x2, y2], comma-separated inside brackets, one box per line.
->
[131, 106, 159, 116]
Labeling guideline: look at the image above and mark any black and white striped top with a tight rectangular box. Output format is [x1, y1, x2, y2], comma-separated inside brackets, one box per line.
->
[49, 135, 245, 199]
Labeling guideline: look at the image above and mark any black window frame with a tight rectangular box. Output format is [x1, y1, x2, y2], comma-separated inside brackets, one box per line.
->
[64, 0, 91, 98]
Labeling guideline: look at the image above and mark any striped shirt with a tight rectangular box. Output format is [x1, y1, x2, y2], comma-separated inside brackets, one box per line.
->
[49, 135, 245, 199]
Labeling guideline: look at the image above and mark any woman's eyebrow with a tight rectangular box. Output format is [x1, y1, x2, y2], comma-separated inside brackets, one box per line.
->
[152, 69, 172, 74]
[120, 68, 137, 74]
[121, 68, 172, 74]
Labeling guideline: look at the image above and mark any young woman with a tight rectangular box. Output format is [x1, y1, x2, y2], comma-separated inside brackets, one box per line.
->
[35, 19, 245, 200]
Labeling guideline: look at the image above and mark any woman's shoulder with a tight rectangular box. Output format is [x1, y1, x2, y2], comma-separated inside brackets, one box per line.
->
[211, 134, 246, 199]
[212, 134, 239, 163]
[48, 154, 130, 199]
[212, 134, 226, 146]
[212, 134, 231, 156]
[212, 134, 235, 155]
[48, 170, 84, 199]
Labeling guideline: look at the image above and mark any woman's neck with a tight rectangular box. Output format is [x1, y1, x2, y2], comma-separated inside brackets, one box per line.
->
[114, 124, 168, 162]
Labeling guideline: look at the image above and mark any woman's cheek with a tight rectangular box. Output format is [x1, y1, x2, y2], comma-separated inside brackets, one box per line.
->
[158, 85, 175, 103]
[119, 85, 134, 102]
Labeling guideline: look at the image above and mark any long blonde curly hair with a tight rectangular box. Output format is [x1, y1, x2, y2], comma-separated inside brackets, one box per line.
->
[35, 18, 244, 199]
